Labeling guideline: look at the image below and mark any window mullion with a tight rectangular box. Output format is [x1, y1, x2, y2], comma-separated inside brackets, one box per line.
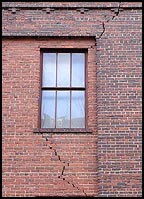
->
[55, 91, 57, 128]
[85, 52, 87, 128]
[55, 53, 58, 128]
[70, 53, 72, 128]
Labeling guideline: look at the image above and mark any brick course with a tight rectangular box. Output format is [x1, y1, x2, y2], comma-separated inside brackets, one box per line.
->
[2, 2, 142, 197]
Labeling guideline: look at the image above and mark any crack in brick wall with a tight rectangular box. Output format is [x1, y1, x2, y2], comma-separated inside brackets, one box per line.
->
[2, 2, 142, 197]
[98, 2, 122, 39]
[41, 133, 87, 196]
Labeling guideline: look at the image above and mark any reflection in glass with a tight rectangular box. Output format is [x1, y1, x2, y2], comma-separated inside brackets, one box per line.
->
[43, 53, 56, 87]
[57, 53, 70, 87]
[41, 91, 55, 128]
[56, 91, 70, 128]
[72, 53, 85, 87]
[71, 91, 85, 128]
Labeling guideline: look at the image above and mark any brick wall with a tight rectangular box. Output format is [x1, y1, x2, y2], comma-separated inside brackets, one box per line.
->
[2, 2, 142, 197]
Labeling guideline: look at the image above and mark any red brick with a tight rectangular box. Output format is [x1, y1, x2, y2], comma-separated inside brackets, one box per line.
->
[2, 2, 142, 197]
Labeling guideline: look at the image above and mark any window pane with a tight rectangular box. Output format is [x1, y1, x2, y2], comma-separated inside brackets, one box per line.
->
[72, 53, 85, 87]
[57, 53, 70, 87]
[42, 53, 56, 87]
[41, 91, 55, 128]
[56, 91, 70, 128]
[71, 91, 85, 128]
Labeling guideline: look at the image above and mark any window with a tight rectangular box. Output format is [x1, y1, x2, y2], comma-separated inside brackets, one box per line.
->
[40, 50, 87, 129]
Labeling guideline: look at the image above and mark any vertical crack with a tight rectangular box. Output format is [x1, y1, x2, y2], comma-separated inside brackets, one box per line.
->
[41, 133, 87, 196]
[98, 22, 105, 39]
[98, 2, 122, 39]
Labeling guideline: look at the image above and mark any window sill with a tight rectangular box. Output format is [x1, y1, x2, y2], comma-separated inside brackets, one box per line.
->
[33, 128, 93, 133]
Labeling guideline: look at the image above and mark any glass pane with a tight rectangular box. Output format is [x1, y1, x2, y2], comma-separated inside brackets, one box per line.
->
[42, 53, 56, 87]
[57, 53, 70, 87]
[56, 91, 70, 128]
[71, 91, 85, 128]
[41, 91, 55, 128]
[72, 53, 85, 87]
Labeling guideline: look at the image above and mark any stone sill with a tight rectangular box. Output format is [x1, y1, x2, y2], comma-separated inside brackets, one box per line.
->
[33, 128, 93, 133]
